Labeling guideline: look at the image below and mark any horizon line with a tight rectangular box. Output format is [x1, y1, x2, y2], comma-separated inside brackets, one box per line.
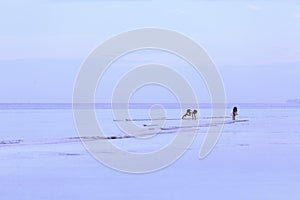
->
[0, 102, 299, 110]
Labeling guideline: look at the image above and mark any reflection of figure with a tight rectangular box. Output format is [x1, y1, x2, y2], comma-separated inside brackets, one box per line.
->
[182, 109, 192, 119]
[231, 107, 238, 120]
[192, 109, 197, 120]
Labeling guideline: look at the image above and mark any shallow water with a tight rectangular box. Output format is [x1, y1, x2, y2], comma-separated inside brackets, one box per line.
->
[0, 106, 300, 200]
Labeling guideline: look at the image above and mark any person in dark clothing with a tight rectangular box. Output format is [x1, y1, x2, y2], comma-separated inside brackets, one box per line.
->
[231, 107, 238, 120]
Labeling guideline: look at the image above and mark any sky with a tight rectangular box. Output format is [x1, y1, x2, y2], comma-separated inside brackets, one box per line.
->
[0, 0, 300, 103]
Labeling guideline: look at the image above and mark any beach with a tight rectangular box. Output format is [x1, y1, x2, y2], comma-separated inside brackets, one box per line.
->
[1, 105, 300, 200]
[2, 0, 300, 199]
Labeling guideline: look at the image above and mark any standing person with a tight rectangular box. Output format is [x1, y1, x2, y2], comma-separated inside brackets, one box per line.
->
[192, 109, 197, 120]
[231, 107, 238, 120]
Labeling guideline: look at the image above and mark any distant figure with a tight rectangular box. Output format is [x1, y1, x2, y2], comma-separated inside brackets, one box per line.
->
[182, 109, 198, 120]
[192, 109, 197, 120]
[231, 107, 238, 120]
[182, 109, 192, 119]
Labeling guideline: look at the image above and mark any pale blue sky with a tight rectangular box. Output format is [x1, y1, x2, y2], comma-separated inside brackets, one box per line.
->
[0, 0, 299, 103]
